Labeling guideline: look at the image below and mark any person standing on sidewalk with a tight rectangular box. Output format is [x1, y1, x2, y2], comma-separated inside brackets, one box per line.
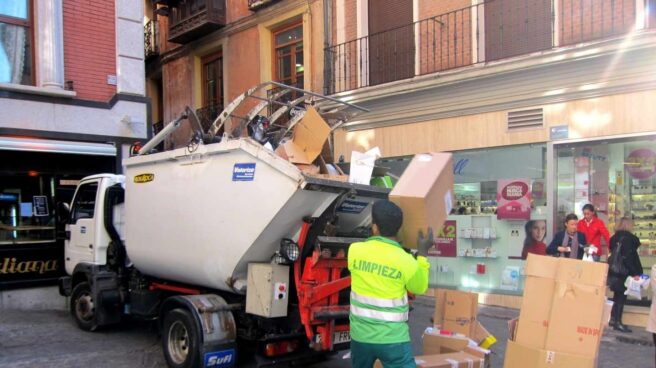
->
[578, 204, 610, 260]
[547, 213, 587, 259]
[348, 200, 432, 368]
[608, 217, 643, 333]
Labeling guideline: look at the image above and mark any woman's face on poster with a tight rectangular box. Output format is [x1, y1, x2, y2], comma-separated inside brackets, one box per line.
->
[531, 220, 546, 242]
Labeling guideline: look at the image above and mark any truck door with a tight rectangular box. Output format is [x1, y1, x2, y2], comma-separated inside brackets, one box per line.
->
[65, 180, 99, 274]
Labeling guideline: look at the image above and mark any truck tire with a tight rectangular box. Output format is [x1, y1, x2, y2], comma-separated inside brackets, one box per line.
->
[70, 282, 98, 331]
[163, 308, 201, 368]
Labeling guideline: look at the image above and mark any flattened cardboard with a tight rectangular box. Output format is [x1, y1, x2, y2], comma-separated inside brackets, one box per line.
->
[503, 340, 595, 368]
[545, 282, 606, 358]
[524, 254, 559, 278]
[390, 152, 454, 248]
[282, 107, 331, 164]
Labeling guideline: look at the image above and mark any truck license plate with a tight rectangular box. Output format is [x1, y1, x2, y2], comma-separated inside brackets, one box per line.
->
[316, 331, 351, 345]
[333, 331, 351, 344]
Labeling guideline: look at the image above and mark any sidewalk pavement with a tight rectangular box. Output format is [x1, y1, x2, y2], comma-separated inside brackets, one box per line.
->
[0, 296, 654, 367]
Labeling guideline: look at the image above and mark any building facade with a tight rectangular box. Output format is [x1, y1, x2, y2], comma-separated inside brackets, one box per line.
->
[0, 0, 147, 294]
[326, 0, 656, 311]
[144, 0, 326, 149]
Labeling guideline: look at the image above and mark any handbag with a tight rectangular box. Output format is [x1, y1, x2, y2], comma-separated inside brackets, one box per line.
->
[608, 237, 628, 275]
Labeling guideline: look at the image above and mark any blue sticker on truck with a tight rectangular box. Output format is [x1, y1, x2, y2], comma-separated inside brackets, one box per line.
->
[337, 200, 369, 214]
[232, 163, 256, 181]
[204, 349, 235, 368]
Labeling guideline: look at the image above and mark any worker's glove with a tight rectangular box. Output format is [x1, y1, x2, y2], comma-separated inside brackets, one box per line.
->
[416, 227, 434, 257]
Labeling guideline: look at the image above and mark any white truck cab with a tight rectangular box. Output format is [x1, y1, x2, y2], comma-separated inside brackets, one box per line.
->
[64, 174, 124, 275]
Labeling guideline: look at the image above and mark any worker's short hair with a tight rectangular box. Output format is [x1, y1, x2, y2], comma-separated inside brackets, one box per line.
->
[372, 200, 403, 237]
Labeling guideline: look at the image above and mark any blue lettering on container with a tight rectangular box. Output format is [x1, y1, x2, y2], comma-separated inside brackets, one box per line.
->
[337, 200, 369, 214]
[232, 163, 256, 181]
[204, 349, 235, 368]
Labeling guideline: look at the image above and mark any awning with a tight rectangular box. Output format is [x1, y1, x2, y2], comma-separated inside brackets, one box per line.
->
[0, 136, 116, 156]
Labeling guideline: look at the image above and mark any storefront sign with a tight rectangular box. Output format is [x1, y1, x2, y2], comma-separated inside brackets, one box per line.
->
[32, 196, 49, 217]
[625, 148, 656, 179]
[429, 220, 457, 257]
[497, 179, 531, 220]
[0, 243, 64, 288]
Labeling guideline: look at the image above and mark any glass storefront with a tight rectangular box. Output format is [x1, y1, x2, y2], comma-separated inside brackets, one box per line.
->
[380, 143, 547, 295]
[554, 134, 656, 305]
[0, 149, 115, 289]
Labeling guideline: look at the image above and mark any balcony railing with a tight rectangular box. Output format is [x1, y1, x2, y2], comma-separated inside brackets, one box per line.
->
[196, 104, 224, 133]
[145, 20, 159, 59]
[168, 0, 226, 44]
[325, 0, 642, 94]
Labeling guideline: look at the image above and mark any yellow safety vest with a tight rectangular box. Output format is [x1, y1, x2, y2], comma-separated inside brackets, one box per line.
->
[348, 236, 430, 344]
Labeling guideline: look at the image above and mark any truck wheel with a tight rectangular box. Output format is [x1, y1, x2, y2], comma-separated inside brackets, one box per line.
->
[70, 282, 98, 331]
[163, 308, 201, 368]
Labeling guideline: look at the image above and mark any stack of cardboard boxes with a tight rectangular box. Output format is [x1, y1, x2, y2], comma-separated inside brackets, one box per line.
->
[504, 254, 612, 368]
[373, 290, 495, 368]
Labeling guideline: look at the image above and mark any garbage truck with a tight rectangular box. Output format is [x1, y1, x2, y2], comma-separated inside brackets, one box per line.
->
[58, 82, 390, 368]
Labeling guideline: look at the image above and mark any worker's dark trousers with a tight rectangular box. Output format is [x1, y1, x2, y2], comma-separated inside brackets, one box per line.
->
[351, 339, 415, 368]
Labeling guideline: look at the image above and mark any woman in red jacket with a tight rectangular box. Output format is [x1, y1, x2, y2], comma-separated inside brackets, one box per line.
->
[577, 204, 610, 260]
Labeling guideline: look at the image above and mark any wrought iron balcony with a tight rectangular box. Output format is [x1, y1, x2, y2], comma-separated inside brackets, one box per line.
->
[248, 0, 280, 11]
[144, 20, 159, 59]
[196, 104, 224, 133]
[167, 0, 226, 44]
[325, 0, 641, 94]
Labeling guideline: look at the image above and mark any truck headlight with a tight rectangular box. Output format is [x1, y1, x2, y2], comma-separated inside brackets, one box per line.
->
[280, 238, 300, 262]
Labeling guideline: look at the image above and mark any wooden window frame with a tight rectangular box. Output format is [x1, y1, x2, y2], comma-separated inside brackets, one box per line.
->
[272, 21, 304, 88]
[201, 51, 224, 109]
[0, 0, 35, 85]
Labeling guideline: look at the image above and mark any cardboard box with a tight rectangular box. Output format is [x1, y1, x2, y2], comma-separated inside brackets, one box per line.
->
[544, 282, 606, 358]
[515, 256, 558, 349]
[442, 290, 478, 336]
[281, 107, 330, 164]
[555, 257, 608, 287]
[415, 352, 485, 368]
[390, 152, 454, 248]
[376, 352, 485, 368]
[503, 340, 595, 368]
[423, 333, 470, 355]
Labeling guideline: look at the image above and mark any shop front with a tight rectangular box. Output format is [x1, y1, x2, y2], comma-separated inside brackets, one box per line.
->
[380, 133, 656, 305]
[552, 133, 656, 305]
[0, 138, 116, 289]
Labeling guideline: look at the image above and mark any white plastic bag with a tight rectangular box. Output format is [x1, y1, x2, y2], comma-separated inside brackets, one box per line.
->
[624, 275, 650, 300]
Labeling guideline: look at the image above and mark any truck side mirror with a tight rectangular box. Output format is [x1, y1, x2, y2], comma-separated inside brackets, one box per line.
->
[57, 202, 70, 224]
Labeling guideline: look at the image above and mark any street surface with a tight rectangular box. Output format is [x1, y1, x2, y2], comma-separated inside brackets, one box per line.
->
[1, 296, 653, 367]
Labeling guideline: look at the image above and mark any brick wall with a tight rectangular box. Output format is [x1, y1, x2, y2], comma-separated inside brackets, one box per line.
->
[63, 0, 117, 102]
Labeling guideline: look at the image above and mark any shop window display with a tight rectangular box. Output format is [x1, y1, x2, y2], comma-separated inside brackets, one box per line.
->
[555, 135, 656, 305]
[379, 144, 547, 295]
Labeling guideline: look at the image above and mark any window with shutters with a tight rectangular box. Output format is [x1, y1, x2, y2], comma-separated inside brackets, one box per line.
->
[0, 1, 33, 85]
[368, 0, 414, 86]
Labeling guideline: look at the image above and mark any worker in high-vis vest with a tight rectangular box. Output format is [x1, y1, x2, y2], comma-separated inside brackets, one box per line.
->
[348, 200, 432, 368]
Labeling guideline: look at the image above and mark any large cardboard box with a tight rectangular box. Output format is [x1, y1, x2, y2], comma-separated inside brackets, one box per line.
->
[544, 282, 607, 357]
[376, 352, 485, 368]
[389, 152, 454, 248]
[515, 255, 558, 349]
[503, 340, 595, 368]
[435, 290, 478, 336]
[514, 256, 609, 360]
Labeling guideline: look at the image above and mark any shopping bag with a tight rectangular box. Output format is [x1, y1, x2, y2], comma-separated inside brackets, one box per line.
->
[624, 275, 649, 300]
